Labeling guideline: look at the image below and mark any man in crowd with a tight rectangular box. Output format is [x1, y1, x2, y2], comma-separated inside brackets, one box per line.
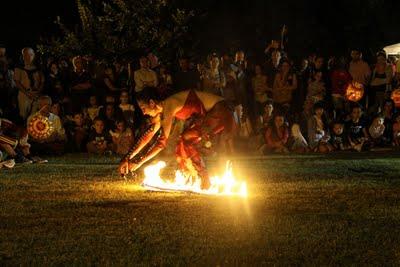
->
[174, 57, 200, 92]
[14, 48, 45, 120]
[348, 49, 371, 86]
[134, 56, 158, 93]
[28, 95, 66, 155]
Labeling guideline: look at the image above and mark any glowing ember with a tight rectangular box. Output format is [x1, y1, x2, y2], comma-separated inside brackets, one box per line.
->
[142, 161, 247, 197]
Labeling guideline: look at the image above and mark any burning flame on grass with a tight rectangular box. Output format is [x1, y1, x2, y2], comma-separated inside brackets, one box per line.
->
[142, 161, 247, 197]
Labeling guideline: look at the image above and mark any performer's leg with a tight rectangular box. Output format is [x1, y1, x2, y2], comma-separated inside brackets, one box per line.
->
[176, 127, 210, 190]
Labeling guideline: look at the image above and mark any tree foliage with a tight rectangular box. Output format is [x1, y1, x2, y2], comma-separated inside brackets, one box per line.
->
[38, 0, 194, 63]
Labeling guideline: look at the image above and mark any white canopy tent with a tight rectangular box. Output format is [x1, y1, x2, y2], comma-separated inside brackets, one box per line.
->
[383, 43, 400, 56]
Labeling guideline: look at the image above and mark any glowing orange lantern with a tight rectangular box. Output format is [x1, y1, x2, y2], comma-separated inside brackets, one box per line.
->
[391, 89, 400, 108]
[346, 82, 364, 102]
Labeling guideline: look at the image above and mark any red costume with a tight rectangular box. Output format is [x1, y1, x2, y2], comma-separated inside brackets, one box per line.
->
[123, 91, 236, 188]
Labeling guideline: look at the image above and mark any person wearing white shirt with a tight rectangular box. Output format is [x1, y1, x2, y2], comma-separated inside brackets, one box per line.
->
[134, 57, 158, 93]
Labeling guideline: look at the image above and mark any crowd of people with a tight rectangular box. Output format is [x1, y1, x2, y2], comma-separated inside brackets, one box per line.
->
[1, 40, 400, 170]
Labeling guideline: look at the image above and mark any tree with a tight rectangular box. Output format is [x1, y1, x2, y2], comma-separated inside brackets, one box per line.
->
[38, 0, 194, 63]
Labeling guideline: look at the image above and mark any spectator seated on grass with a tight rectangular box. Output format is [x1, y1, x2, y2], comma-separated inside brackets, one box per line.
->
[393, 113, 400, 147]
[0, 117, 45, 164]
[86, 117, 112, 155]
[263, 113, 289, 153]
[330, 121, 350, 151]
[307, 102, 333, 153]
[288, 123, 308, 153]
[368, 114, 387, 147]
[65, 111, 89, 152]
[0, 150, 15, 169]
[110, 118, 134, 156]
[345, 103, 369, 152]
[28, 96, 67, 155]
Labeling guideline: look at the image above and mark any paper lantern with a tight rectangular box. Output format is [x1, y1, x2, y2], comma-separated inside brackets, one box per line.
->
[345, 82, 364, 102]
[28, 114, 54, 141]
[391, 89, 400, 108]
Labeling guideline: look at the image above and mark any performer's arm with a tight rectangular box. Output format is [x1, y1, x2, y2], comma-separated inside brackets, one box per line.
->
[123, 123, 160, 161]
[131, 133, 167, 170]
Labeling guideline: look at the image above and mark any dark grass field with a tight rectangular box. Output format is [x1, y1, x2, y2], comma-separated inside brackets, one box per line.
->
[1, 153, 400, 266]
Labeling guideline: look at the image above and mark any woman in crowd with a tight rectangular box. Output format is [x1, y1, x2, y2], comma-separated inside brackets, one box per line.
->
[369, 52, 393, 113]
[264, 113, 289, 153]
[202, 55, 226, 96]
[273, 59, 297, 114]
[252, 64, 270, 118]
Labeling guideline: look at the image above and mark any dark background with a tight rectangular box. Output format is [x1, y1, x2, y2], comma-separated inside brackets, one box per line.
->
[1, 0, 400, 61]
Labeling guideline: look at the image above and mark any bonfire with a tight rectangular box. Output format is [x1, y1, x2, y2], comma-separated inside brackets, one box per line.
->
[141, 161, 247, 197]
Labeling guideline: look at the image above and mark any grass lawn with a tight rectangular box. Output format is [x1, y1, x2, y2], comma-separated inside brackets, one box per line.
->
[1, 153, 400, 265]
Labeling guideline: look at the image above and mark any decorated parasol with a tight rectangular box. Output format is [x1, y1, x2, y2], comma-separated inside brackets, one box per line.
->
[27, 114, 54, 141]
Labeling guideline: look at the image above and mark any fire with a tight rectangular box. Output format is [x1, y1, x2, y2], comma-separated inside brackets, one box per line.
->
[141, 161, 247, 197]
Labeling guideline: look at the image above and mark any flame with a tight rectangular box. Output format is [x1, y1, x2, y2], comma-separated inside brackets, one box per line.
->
[141, 161, 247, 197]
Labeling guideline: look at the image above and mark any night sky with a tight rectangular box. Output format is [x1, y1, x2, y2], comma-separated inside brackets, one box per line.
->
[2, 0, 400, 60]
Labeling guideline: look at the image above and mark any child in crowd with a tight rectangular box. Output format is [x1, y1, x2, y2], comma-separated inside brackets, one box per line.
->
[86, 95, 102, 122]
[330, 121, 349, 151]
[263, 113, 289, 153]
[119, 91, 135, 128]
[110, 119, 134, 155]
[393, 113, 400, 146]
[66, 111, 89, 152]
[289, 123, 308, 153]
[345, 104, 369, 152]
[101, 103, 118, 132]
[86, 117, 112, 154]
[368, 115, 386, 147]
[307, 102, 332, 153]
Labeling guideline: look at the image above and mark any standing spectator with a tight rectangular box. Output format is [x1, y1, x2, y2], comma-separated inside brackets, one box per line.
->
[305, 71, 326, 105]
[134, 56, 158, 93]
[349, 49, 371, 86]
[330, 57, 353, 117]
[174, 57, 200, 92]
[0, 45, 7, 63]
[369, 52, 393, 113]
[103, 65, 123, 98]
[232, 51, 249, 109]
[272, 60, 297, 113]
[0, 57, 15, 111]
[28, 96, 67, 155]
[14, 48, 45, 119]
[263, 113, 289, 153]
[265, 49, 281, 88]
[45, 61, 65, 103]
[69, 56, 92, 112]
[202, 55, 226, 96]
[252, 64, 270, 118]
[157, 65, 173, 97]
[307, 102, 332, 153]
